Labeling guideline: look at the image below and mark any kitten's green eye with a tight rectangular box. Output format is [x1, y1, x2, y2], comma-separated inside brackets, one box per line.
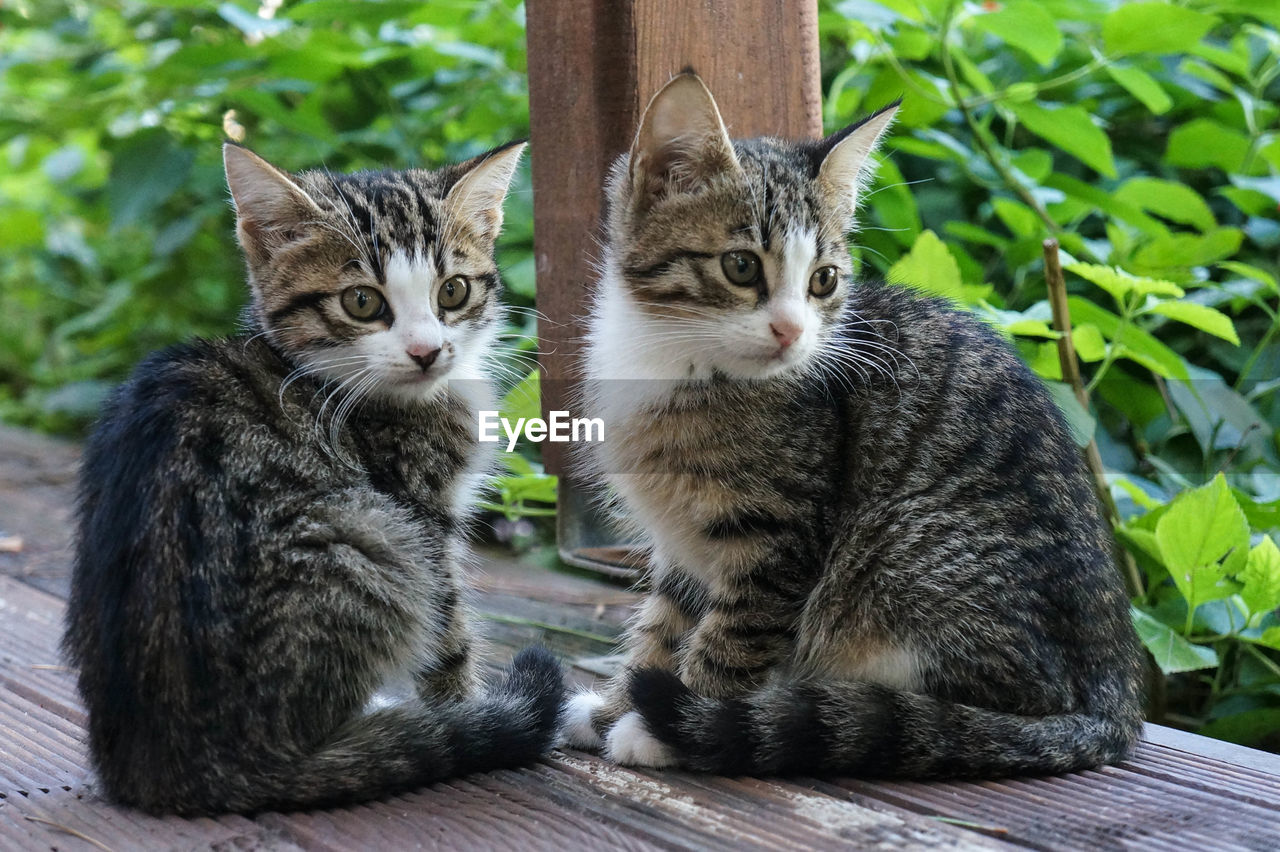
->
[721, 251, 761, 286]
[810, 266, 839, 298]
[340, 285, 385, 321]
[438, 276, 470, 310]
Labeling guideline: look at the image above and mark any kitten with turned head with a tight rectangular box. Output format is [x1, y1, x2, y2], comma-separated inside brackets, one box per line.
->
[64, 142, 564, 815]
[566, 73, 1143, 777]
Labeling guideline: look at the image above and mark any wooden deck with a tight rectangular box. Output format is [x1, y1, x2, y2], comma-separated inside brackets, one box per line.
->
[3, 424, 1279, 851]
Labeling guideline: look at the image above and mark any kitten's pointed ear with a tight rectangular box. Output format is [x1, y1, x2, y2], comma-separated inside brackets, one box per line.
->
[814, 101, 899, 220]
[444, 141, 526, 242]
[629, 73, 741, 206]
[223, 144, 322, 266]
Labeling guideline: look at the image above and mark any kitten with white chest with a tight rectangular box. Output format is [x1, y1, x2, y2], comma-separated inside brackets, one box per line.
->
[64, 142, 564, 815]
[566, 73, 1143, 778]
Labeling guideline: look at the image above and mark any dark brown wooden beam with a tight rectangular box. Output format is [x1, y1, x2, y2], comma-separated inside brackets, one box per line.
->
[525, 0, 822, 475]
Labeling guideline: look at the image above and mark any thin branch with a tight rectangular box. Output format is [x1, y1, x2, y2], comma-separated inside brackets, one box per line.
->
[939, 2, 1060, 234]
[1044, 239, 1144, 600]
[24, 816, 114, 852]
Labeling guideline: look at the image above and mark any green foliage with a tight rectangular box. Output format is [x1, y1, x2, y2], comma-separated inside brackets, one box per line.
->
[4, 0, 1280, 746]
[1122, 475, 1280, 747]
[822, 0, 1280, 744]
[0, 0, 534, 431]
[479, 369, 558, 526]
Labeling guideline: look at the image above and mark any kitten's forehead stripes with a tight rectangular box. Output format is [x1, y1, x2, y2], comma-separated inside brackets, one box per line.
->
[734, 139, 826, 239]
[299, 168, 494, 280]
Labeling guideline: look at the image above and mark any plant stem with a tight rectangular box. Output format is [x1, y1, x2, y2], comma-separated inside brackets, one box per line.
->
[1245, 643, 1280, 680]
[1045, 239, 1144, 599]
[477, 612, 615, 645]
[966, 57, 1108, 108]
[938, 2, 1061, 235]
[1085, 291, 1138, 394]
[1235, 313, 1280, 391]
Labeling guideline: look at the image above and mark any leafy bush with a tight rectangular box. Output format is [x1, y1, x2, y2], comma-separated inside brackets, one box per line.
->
[3, 0, 1280, 746]
[822, 0, 1280, 746]
[0, 0, 535, 431]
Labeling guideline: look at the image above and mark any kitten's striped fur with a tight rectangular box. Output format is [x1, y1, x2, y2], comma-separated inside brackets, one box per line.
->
[64, 143, 564, 815]
[567, 74, 1143, 777]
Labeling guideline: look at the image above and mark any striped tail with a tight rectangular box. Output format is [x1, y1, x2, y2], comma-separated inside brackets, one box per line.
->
[117, 647, 565, 816]
[629, 668, 1141, 778]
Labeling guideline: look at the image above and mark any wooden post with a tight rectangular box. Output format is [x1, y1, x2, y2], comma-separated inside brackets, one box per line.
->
[525, 0, 822, 476]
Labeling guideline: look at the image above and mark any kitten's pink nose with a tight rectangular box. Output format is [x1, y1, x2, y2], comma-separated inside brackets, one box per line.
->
[406, 345, 440, 371]
[770, 319, 803, 348]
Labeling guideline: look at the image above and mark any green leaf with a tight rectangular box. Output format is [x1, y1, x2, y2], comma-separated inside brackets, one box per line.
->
[501, 452, 535, 476]
[1218, 187, 1274, 217]
[1072, 324, 1107, 362]
[1155, 474, 1249, 612]
[1166, 119, 1251, 172]
[971, 1, 1062, 67]
[1121, 524, 1163, 562]
[1199, 709, 1280, 748]
[1234, 492, 1280, 534]
[1121, 524, 1170, 588]
[888, 230, 962, 300]
[1190, 37, 1253, 76]
[286, 0, 423, 22]
[0, 209, 44, 249]
[106, 130, 195, 230]
[1096, 369, 1168, 427]
[1023, 340, 1063, 380]
[1102, 3, 1217, 56]
[1067, 297, 1189, 380]
[1066, 263, 1184, 306]
[867, 157, 922, 246]
[1114, 178, 1215, 232]
[1044, 382, 1095, 447]
[1003, 82, 1038, 103]
[1007, 102, 1116, 178]
[1011, 149, 1053, 182]
[500, 369, 541, 425]
[1218, 261, 1279, 294]
[1131, 607, 1219, 674]
[1229, 175, 1280, 206]
[977, 303, 1057, 338]
[1105, 64, 1173, 115]
[1179, 56, 1236, 96]
[1165, 365, 1271, 458]
[1044, 174, 1169, 237]
[1240, 537, 1280, 623]
[1142, 301, 1240, 344]
[1259, 627, 1280, 651]
[217, 2, 291, 38]
[992, 197, 1040, 237]
[1132, 229, 1245, 271]
[1116, 478, 1164, 513]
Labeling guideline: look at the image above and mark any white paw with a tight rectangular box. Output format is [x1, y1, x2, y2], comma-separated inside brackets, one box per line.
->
[605, 711, 680, 768]
[561, 690, 605, 750]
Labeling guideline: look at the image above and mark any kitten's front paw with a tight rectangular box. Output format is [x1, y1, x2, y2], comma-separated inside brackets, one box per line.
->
[605, 711, 680, 768]
[561, 690, 606, 750]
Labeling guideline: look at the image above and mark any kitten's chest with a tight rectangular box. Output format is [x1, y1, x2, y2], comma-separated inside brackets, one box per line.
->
[350, 408, 481, 516]
[599, 387, 820, 581]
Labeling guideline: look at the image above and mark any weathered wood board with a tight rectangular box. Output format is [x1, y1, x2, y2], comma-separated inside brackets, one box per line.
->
[2, 425, 1279, 851]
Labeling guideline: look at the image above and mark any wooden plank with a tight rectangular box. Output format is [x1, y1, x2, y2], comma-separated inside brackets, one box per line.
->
[525, 0, 821, 475]
[6, 427, 1280, 850]
[0, 578, 996, 851]
[0, 425, 78, 600]
[1142, 722, 1280, 778]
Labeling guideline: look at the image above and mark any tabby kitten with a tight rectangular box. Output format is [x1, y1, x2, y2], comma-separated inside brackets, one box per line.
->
[565, 73, 1143, 778]
[64, 142, 564, 815]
